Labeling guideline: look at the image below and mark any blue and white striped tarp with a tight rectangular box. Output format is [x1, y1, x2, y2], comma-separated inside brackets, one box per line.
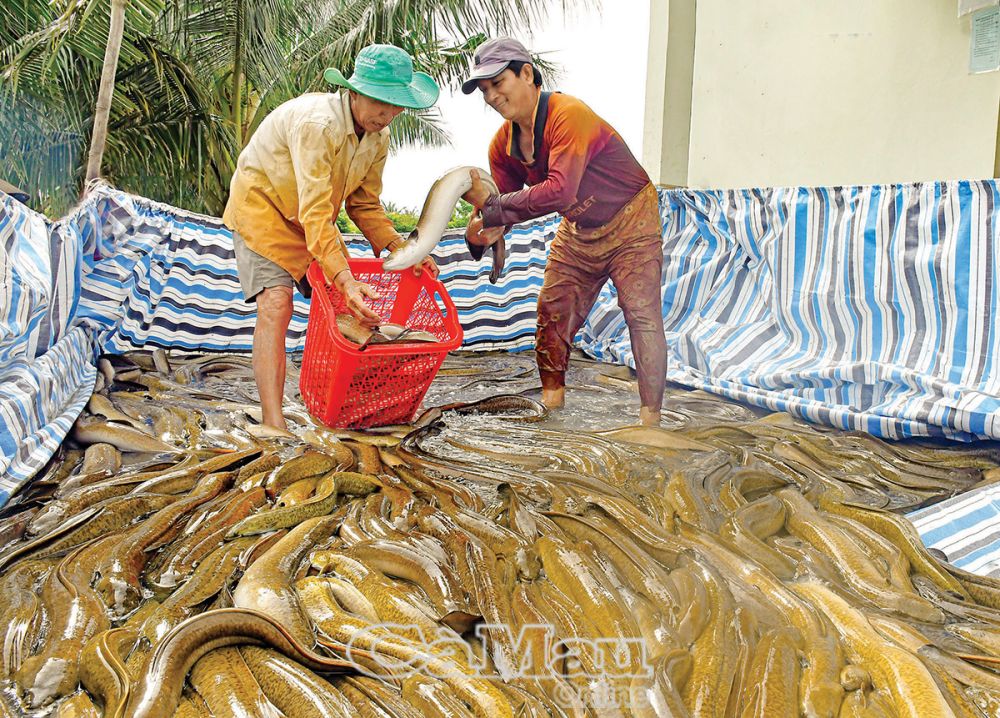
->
[580, 181, 1000, 442]
[71, 186, 558, 354]
[71, 189, 309, 353]
[909, 486, 1000, 577]
[0, 192, 97, 495]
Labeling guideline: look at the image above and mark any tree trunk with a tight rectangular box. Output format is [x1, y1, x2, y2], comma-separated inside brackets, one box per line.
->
[233, 0, 244, 149]
[84, 0, 127, 190]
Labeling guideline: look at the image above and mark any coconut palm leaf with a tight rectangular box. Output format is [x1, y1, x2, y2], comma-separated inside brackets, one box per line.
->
[389, 108, 450, 149]
[0, 0, 582, 215]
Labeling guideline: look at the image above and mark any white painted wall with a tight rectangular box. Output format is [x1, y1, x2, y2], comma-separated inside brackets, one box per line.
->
[645, 0, 1000, 188]
[642, 0, 696, 186]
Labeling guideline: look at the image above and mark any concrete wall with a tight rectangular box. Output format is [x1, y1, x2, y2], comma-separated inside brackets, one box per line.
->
[644, 0, 1000, 188]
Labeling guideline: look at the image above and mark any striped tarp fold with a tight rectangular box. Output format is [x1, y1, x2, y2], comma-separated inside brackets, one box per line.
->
[909, 487, 1000, 577]
[0, 193, 97, 492]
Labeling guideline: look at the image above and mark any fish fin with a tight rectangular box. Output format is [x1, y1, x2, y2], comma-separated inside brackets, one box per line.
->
[391, 328, 415, 343]
[465, 232, 487, 261]
[440, 609, 482, 633]
[489, 237, 506, 284]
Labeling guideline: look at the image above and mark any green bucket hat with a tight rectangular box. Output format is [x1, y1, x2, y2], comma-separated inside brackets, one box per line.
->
[324, 44, 439, 110]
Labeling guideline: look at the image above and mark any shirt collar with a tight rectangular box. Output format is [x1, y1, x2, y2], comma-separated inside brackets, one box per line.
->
[508, 90, 551, 162]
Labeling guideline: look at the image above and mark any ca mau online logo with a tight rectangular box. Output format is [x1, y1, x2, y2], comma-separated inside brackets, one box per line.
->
[343, 623, 652, 680]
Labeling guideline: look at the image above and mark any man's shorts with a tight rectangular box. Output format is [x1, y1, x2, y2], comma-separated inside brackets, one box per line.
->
[232, 231, 312, 302]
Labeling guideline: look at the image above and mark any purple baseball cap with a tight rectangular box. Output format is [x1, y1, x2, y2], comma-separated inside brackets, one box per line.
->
[461, 38, 533, 94]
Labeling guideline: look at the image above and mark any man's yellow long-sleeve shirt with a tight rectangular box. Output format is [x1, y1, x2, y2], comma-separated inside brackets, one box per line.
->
[222, 90, 401, 282]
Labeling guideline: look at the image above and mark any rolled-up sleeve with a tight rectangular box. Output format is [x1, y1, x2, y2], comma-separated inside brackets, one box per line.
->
[481, 101, 600, 227]
[291, 120, 351, 279]
[345, 140, 403, 256]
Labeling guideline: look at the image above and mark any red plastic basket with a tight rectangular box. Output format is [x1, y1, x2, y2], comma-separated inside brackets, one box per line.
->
[299, 258, 463, 429]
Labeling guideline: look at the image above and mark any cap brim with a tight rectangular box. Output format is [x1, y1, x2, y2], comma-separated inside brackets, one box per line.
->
[323, 67, 351, 88]
[323, 69, 439, 109]
[461, 61, 513, 94]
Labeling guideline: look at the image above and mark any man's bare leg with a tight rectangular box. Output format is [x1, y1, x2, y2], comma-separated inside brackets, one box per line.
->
[253, 286, 293, 430]
[639, 405, 661, 426]
[541, 386, 565, 409]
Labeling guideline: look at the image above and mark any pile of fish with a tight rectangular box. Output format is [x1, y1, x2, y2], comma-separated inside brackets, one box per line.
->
[1, 349, 1000, 717]
[334, 315, 440, 350]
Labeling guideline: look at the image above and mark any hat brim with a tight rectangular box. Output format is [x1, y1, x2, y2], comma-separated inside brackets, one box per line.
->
[323, 68, 439, 110]
[461, 61, 513, 94]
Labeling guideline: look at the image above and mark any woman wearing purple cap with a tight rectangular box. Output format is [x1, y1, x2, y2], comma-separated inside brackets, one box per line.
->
[462, 38, 667, 426]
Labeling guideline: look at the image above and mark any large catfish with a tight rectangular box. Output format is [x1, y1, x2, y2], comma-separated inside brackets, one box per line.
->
[383, 166, 506, 283]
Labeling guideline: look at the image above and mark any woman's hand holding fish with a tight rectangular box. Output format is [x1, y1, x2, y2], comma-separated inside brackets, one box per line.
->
[333, 270, 381, 327]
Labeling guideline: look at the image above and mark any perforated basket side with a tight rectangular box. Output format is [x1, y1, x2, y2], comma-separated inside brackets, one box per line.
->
[300, 266, 357, 423]
[300, 259, 462, 428]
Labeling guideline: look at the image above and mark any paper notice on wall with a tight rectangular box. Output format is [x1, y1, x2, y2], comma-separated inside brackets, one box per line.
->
[961, 0, 998, 17]
[971, 6, 1000, 73]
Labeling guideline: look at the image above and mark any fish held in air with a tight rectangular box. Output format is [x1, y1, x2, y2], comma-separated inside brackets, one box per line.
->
[383, 166, 506, 284]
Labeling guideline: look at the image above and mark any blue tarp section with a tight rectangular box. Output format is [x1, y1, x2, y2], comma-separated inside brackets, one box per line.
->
[2, 180, 999, 496]
[0, 193, 97, 492]
[909, 487, 1000, 577]
[582, 182, 1000, 441]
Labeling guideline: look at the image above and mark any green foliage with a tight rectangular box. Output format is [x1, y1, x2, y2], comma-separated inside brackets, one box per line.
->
[1, 0, 575, 216]
[337, 197, 474, 236]
[382, 201, 418, 233]
[447, 199, 475, 229]
[336, 208, 358, 233]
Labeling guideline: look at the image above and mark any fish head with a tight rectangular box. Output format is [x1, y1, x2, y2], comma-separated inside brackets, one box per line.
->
[515, 547, 542, 580]
[383, 232, 417, 271]
[94, 573, 142, 619]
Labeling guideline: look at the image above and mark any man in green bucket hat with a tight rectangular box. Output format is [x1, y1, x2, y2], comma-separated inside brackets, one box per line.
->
[223, 44, 440, 431]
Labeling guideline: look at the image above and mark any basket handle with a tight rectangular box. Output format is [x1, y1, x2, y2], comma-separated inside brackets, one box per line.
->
[434, 283, 459, 320]
[385, 267, 419, 325]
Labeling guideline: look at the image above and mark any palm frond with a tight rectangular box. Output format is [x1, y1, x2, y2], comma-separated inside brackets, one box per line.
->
[1, 0, 583, 215]
[388, 108, 450, 150]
